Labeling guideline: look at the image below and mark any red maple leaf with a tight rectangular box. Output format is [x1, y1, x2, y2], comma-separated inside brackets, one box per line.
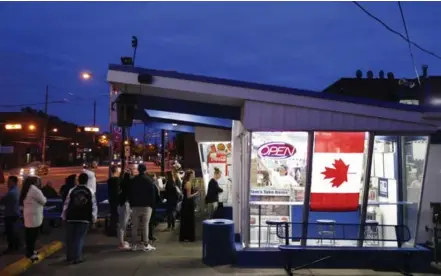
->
[321, 159, 349, 188]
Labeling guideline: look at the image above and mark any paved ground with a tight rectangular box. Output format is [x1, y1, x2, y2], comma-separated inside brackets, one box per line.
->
[15, 222, 438, 276]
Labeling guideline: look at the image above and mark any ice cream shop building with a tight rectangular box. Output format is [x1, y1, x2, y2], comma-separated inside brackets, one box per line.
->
[107, 64, 441, 272]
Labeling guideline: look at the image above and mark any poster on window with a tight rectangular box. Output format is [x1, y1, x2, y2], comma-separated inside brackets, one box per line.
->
[378, 177, 389, 198]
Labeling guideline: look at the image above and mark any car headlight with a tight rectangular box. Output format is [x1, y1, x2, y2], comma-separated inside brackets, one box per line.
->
[29, 168, 35, 175]
[20, 168, 24, 175]
[118, 161, 121, 165]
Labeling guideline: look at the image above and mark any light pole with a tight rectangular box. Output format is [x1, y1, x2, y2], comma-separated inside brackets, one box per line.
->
[41, 85, 49, 164]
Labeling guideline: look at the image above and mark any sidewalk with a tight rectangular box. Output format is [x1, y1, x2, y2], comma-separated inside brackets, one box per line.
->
[21, 222, 436, 276]
[0, 225, 64, 271]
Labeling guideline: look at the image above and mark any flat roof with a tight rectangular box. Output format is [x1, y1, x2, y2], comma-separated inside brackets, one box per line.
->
[109, 64, 440, 112]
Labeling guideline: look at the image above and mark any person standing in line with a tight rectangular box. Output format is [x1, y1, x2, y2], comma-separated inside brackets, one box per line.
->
[148, 172, 162, 243]
[20, 176, 47, 262]
[0, 176, 21, 254]
[205, 167, 223, 218]
[60, 174, 76, 204]
[61, 173, 97, 264]
[179, 170, 199, 242]
[128, 164, 156, 251]
[117, 170, 132, 250]
[164, 170, 181, 231]
[107, 165, 120, 237]
[83, 163, 96, 195]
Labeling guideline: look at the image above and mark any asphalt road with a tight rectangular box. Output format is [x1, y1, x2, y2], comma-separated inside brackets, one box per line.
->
[0, 162, 161, 196]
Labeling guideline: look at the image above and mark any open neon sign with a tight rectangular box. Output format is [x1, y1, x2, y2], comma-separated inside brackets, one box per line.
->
[258, 142, 296, 159]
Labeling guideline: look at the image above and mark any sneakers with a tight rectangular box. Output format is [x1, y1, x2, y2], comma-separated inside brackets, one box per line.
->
[131, 243, 156, 251]
[29, 254, 39, 262]
[119, 241, 131, 250]
[142, 244, 156, 251]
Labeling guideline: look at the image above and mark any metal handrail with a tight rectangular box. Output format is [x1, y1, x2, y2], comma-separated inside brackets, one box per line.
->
[273, 222, 411, 247]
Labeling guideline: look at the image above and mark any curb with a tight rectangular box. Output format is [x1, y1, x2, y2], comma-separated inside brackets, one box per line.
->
[0, 241, 63, 276]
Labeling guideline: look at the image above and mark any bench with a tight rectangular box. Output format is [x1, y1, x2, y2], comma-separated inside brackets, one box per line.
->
[275, 222, 413, 276]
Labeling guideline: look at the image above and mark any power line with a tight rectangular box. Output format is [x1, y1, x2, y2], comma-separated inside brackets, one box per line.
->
[0, 100, 66, 108]
[352, 1, 441, 61]
[397, 1, 421, 84]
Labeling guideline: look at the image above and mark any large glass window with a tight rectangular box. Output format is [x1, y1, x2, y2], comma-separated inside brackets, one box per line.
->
[308, 132, 368, 247]
[249, 132, 308, 247]
[367, 136, 399, 247]
[198, 141, 233, 206]
[403, 136, 429, 246]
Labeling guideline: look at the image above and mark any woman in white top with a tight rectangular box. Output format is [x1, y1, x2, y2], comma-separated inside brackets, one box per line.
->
[20, 176, 47, 261]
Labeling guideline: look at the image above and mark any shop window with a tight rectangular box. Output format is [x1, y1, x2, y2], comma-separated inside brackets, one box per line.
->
[308, 132, 368, 247]
[366, 136, 399, 247]
[197, 142, 233, 206]
[249, 132, 308, 247]
[403, 136, 429, 246]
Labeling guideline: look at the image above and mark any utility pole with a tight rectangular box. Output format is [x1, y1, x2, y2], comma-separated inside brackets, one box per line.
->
[92, 100, 97, 146]
[41, 85, 49, 164]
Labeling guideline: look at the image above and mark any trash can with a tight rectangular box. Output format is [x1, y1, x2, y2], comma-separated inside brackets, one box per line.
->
[202, 219, 234, 266]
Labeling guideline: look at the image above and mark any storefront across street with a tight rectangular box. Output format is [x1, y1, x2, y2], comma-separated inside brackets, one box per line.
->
[107, 64, 441, 271]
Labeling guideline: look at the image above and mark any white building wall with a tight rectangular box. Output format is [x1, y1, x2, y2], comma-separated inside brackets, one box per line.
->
[194, 126, 231, 142]
[242, 100, 437, 132]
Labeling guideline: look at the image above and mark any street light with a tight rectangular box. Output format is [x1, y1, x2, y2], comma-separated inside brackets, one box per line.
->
[53, 128, 58, 132]
[102, 135, 107, 139]
[81, 72, 92, 80]
[28, 124, 36, 131]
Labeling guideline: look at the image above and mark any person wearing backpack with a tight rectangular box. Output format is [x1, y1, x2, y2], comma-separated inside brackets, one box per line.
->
[61, 173, 97, 264]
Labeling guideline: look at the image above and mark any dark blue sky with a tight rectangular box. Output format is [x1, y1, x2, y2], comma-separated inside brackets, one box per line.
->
[1, 1, 440, 137]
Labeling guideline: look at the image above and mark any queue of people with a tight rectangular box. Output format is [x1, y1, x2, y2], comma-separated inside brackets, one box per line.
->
[0, 161, 226, 263]
[0, 165, 98, 264]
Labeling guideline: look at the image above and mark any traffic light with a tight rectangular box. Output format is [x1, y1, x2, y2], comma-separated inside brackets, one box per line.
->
[132, 36, 138, 48]
[121, 56, 133, 66]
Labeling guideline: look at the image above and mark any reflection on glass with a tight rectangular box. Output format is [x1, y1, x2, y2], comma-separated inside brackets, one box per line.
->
[249, 132, 308, 247]
[367, 136, 399, 247]
[403, 136, 429, 247]
[307, 132, 368, 247]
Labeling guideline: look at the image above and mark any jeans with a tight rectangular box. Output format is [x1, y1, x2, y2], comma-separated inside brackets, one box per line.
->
[149, 209, 156, 240]
[130, 207, 152, 245]
[25, 227, 39, 258]
[108, 201, 119, 236]
[117, 203, 131, 244]
[5, 216, 20, 250]
[66, 222, 89, 261]
[207, 202, 218, 219]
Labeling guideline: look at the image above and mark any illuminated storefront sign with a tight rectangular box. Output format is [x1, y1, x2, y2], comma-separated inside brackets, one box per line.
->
[257, 142, 296, 159]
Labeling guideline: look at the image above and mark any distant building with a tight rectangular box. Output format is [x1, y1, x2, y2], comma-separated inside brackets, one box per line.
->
[323, 68, 441, 106]
[0, 107, 98, 169]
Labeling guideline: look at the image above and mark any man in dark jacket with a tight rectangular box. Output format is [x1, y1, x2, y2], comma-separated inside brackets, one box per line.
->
[205, 167, 223, 218]
[107, 165, 120, 236]
[0, 176, 21, 253]
[61, 173, 97, 264]
[128, 164, 156, 251]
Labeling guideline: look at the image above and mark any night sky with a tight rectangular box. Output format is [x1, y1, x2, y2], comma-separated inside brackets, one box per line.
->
[1, 2, 440, 139]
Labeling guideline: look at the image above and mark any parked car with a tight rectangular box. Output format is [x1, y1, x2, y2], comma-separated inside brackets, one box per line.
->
[19, 162, 49, 177]
[110, 159, 121, 167]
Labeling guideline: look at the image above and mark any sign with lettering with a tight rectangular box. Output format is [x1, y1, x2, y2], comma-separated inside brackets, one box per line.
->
[208, 152, 227, 163]
[257, 142, 296, 159]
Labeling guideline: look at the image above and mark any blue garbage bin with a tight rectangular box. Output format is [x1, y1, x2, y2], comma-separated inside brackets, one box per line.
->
[202, 219, 234, 266]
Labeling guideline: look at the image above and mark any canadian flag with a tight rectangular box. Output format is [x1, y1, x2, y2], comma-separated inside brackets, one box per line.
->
[310, 132, 365, 212]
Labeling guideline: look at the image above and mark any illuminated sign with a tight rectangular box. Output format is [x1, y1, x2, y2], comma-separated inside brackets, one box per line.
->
[84, 127, 99, 132]
[5, 124, 22, 130]
[257, 142, 296, 159]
